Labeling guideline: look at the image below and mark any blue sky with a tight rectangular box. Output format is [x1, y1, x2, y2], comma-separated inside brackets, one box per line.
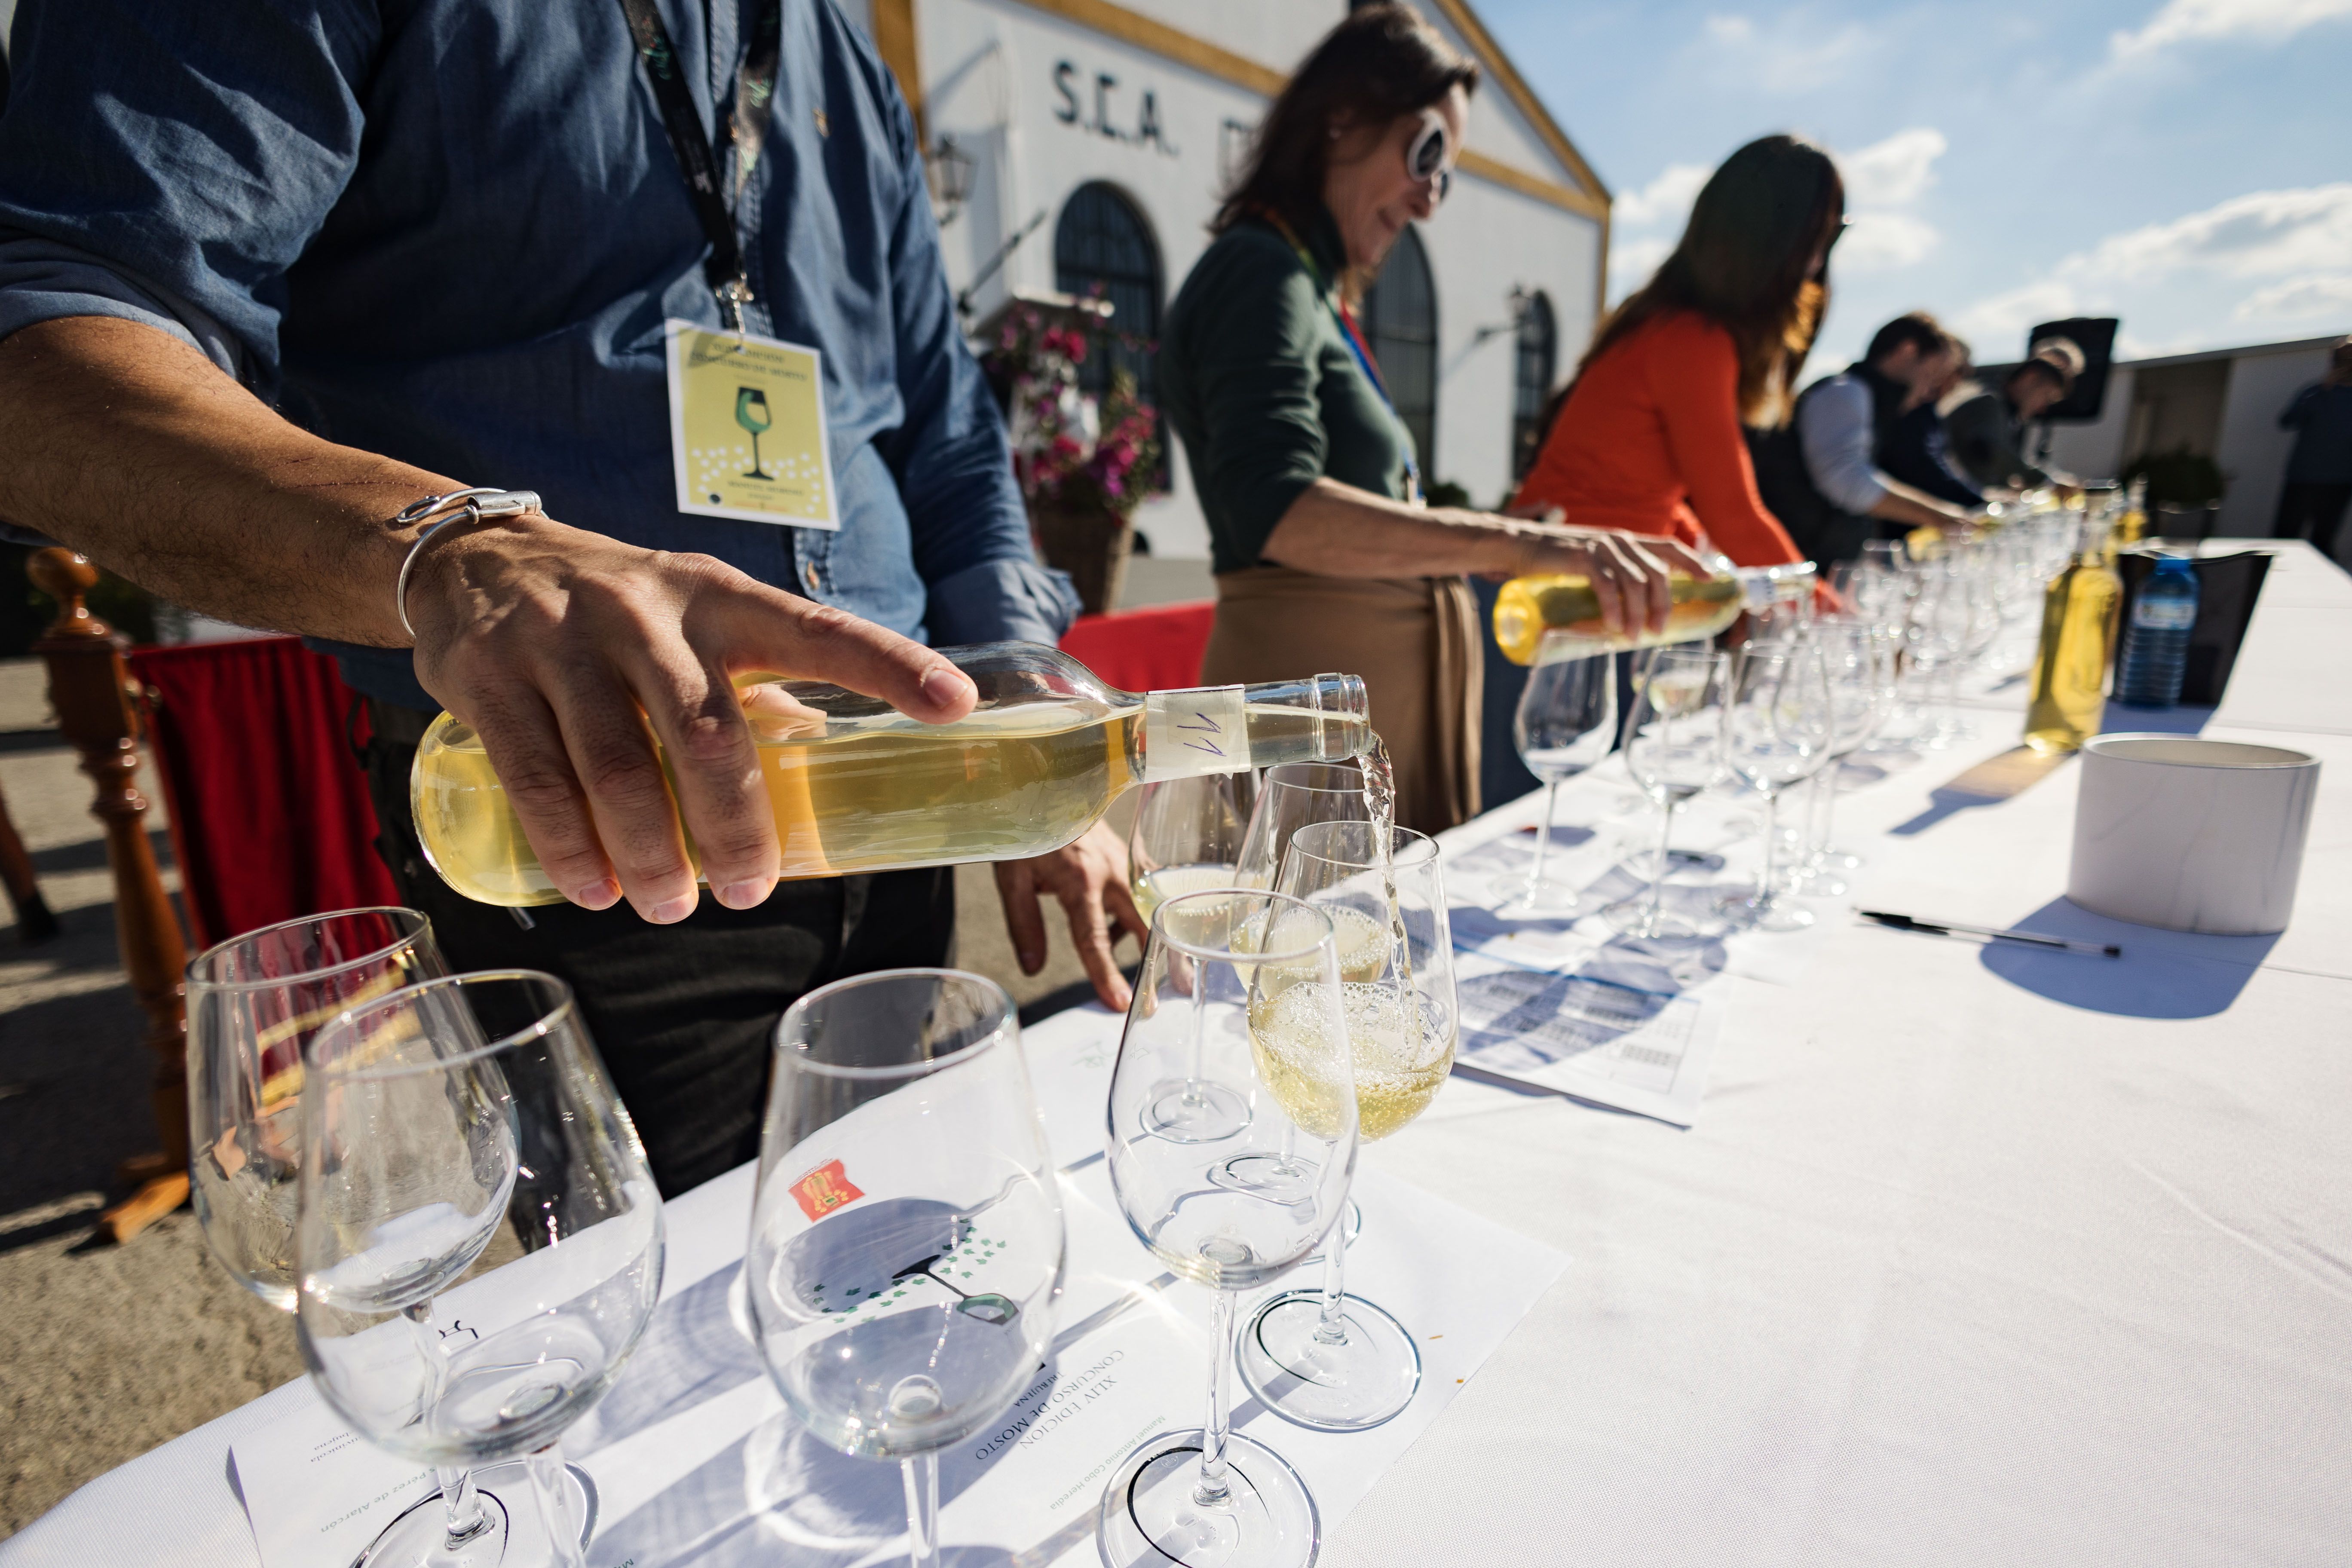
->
[1481, 0, 2352, 372]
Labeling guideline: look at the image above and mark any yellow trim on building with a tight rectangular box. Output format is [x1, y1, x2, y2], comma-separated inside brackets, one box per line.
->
[994, 0, 1609, 224]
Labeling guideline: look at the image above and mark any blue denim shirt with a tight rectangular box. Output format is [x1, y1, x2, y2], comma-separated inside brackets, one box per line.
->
[0, 0, 1074, 707]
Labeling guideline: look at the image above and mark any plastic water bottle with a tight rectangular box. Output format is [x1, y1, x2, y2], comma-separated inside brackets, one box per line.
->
[2114, 554, 2199, 707]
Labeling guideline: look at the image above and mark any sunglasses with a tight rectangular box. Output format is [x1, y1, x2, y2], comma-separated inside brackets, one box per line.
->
[1405, 111, 1454, 204]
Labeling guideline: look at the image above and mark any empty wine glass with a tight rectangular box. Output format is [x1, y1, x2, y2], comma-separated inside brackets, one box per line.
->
[1603, 646, 1731, 940]
[298, 971, 664, 1568]
[1717, 643, 1834, 931]
[190, 907, 447, 1311]
[1237, 822, 1454, 1430]
[747, 970, 1063, 1568]
[1236, 760, 1370, 889]
[1491, 638, 1617, 913]
[1129, 770, 1259, 926]
[1798, 623, 1898, 888]
[1099, 890, 1355, 1568]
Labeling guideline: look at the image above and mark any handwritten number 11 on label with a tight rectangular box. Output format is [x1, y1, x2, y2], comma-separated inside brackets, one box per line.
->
[1143, 687, 1253, 782]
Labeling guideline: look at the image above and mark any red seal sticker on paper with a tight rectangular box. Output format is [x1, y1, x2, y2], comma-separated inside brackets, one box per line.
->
[788, 1159, 864, 1220]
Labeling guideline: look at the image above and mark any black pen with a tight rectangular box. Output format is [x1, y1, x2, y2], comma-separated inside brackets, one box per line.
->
[1860, 909, 2122, 958]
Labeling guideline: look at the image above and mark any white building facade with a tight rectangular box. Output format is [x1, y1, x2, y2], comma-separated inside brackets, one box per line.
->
[2043, 334, 2347, 543]
[838, 0, 1611, 560]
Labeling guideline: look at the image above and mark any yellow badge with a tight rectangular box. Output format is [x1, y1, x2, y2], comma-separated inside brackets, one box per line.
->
[663, 318, 838, 528]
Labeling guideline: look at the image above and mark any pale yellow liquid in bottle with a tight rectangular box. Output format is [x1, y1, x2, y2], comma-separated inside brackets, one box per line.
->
[1248, 979, 1455, 1142]
[414, 698, 1366, 906]
[415, 701, 1135, 906]
[2023, 554, 2122, 754]
[1491, 573, 1744, 666]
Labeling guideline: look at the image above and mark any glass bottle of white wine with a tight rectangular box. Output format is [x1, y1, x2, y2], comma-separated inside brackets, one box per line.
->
[1490, 560, 1814, 666]
[410, 643, 1372, 907]
[2023, 521, 2123, 754]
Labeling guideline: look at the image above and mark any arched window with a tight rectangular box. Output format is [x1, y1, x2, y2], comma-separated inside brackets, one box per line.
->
[1361, 224, 1438, 481]
[1054, 182, 1164, 485]
[1511, 290, 1557, 480]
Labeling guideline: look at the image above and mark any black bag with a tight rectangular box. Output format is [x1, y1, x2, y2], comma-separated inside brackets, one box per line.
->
[2112, 551, 2272, 707]
[1745, 422, 1872, 566]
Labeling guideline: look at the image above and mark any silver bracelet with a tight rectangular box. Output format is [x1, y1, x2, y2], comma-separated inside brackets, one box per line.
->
[392, 488, 541, 640]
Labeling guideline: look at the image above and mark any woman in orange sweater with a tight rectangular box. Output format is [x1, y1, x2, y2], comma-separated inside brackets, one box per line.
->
[1515, 135, 1844, 567]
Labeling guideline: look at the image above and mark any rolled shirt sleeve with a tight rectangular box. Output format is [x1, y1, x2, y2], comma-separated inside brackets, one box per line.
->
[0, 0, 376, 392]
[1797, 376, 1892, 516]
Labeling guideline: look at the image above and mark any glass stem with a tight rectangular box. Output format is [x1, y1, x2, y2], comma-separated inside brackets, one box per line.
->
[527, 1443, 586, 1568]
[1314, 1193, 1352, 1346]
[1817, 758, 1845, 855]
[1756, 791, 1781, 904]
[1194, 1290, 1237, 1508]
[1528, 781, 1559, 888]
[401, 1301, 489, 1549]
[901, 1451, 941, 1568]
[1643, 800, 1676, 931]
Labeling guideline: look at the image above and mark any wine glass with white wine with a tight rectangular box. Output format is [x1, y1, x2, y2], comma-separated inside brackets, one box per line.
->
[1237, 821, 1455, 1430]
[1098, 890, 1357, 1568]
[1128, 769, 1260, 925]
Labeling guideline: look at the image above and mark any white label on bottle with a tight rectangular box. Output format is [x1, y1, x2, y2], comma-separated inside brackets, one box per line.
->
[2133, 598, 2198, 630]
[1143, 687, 1253, 781]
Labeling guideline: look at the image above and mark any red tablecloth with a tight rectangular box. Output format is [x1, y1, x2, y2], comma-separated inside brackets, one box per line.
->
[127, 637, 397, 953]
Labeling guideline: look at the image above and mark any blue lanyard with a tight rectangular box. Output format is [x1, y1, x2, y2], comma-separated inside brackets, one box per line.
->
[1262, 214, 1423, 506]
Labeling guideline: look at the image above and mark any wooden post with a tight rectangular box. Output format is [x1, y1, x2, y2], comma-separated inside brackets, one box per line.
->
[28, 549, 191, 1242]
[0, 775, 59, 942]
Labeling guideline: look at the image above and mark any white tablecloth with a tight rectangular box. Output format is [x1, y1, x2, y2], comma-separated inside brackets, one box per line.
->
[9, 543, 2349, 1568]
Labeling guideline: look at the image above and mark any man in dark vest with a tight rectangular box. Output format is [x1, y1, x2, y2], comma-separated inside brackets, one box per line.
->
[1749, 312, 1977, 564]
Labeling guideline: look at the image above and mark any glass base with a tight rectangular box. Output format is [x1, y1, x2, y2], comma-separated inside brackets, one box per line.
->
[1716, 890, 1815, 933]
[1213, 1154, 1319, 1205]
[1235, 1291, 1420, 1430]
[1142, 1078, 1253, 1144]
[1487, 873, 1586, 915]
[354, 1461, 596, 1568]
[1600, 883, 1733, 940]
[1096, 1430, 1320, 1568]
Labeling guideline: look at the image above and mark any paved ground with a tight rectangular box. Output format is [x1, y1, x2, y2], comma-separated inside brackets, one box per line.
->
[0, 597, 1176, 1534]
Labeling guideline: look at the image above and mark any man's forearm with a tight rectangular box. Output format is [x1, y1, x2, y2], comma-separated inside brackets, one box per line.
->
[0, 315, 456, 645]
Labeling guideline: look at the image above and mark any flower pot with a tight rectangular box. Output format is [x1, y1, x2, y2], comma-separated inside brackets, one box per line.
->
[1030, 501, 1134, 616]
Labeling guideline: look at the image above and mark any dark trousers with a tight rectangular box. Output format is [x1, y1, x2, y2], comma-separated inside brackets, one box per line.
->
[360, 703, 956, 1198]
[2273, 481, 2352, 559]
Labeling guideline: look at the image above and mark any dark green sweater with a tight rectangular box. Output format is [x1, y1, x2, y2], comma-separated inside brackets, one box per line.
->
[1159, 207, 1415, 576]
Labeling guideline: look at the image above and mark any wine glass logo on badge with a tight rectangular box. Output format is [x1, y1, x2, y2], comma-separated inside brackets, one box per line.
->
[736, 386, 774, 479]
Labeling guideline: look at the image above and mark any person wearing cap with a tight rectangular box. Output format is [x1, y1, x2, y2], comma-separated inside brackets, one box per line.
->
[1945, 338, 2085, 493]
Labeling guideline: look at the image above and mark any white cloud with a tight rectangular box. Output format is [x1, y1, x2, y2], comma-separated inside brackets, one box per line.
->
[1839, 128, 1948, 208]
[1953, 184, 2352, 352]
[1840, 212, 1941, 273]
[2110, 0, 2352, 58]
[2072, 184, 2352, 282]
[2235, 272, 2352, 321]
[1699, 12, 1873, 92]
[1615, 163, 1712, 229]
[1951, 279, 2082, 351]
[1606, 236, 1675, 300]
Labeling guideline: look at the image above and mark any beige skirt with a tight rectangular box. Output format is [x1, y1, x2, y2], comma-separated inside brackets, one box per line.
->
[1201, 568, 1482, 836]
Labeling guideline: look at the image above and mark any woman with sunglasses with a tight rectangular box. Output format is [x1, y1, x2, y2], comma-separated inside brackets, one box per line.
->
[1158, 3, 1700, 835]
[1512, 135, 1841, 570]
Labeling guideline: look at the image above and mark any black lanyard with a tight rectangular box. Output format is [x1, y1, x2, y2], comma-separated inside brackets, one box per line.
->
[616, 0, 781, 328]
